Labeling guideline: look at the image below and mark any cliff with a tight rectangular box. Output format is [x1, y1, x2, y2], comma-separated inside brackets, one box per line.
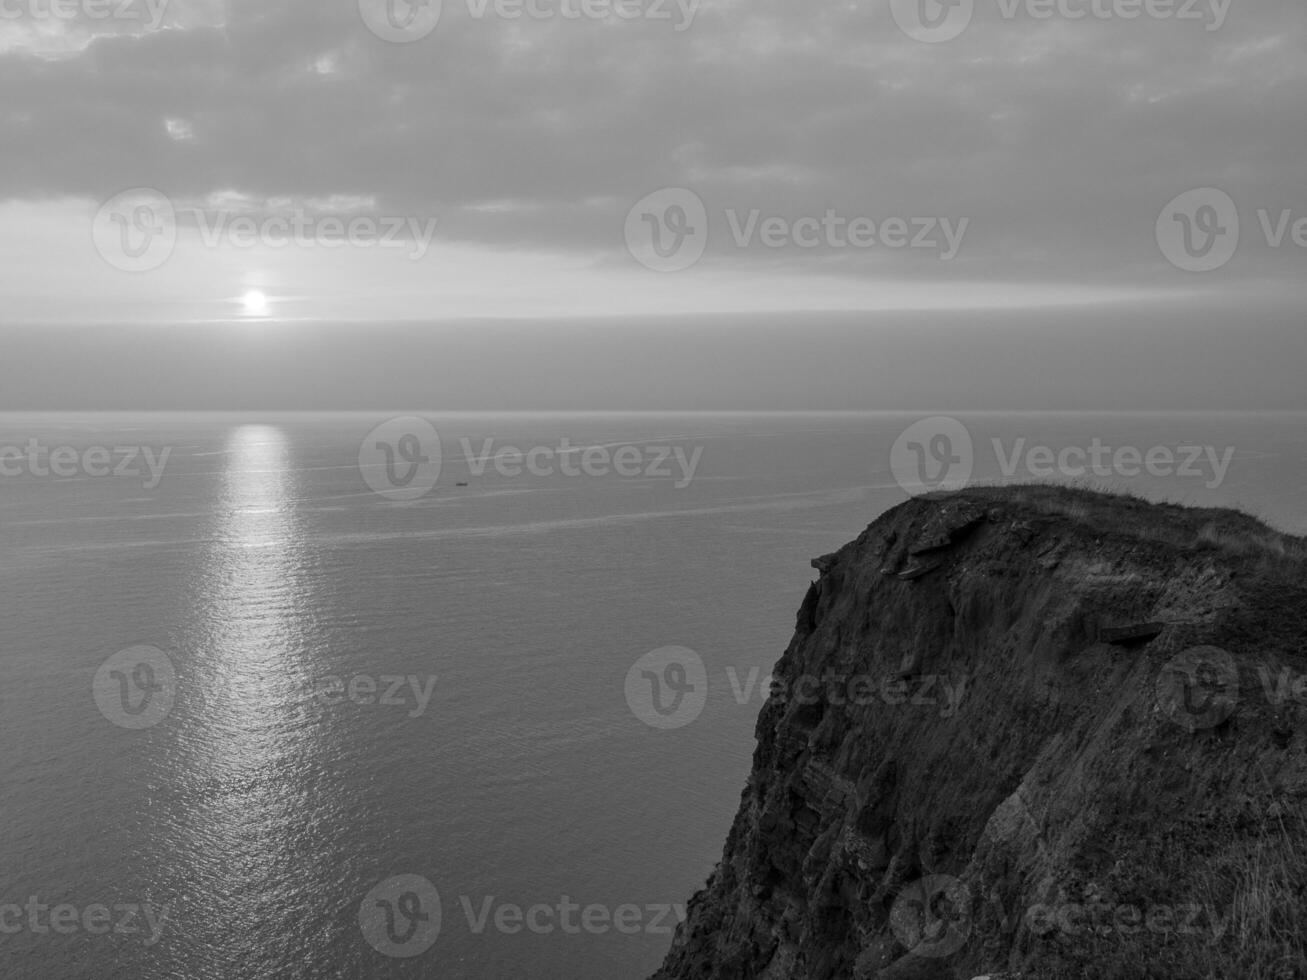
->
[652, 486, 1307, 980]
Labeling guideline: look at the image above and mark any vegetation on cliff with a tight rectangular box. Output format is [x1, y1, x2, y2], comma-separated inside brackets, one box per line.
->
[652, 486, 1307, 980]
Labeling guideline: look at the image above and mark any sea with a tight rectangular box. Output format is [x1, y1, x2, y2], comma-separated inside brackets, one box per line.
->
[1, 411, 1304, 979]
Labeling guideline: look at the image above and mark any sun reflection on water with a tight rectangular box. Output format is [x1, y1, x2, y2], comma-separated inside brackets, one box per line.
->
[171, 424, 329, 962]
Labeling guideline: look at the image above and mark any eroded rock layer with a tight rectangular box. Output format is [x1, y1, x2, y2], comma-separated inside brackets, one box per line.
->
[652, 486, 1307, 980]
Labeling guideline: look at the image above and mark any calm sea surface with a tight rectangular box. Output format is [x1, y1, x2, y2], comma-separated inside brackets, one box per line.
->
[1, 412, 1304, 979]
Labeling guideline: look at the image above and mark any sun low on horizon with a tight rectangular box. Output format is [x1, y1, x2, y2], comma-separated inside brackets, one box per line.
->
[240, 290, 271, 319]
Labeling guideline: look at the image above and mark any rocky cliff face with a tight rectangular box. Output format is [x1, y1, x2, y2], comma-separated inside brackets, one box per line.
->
[652, 486, 1307, 980]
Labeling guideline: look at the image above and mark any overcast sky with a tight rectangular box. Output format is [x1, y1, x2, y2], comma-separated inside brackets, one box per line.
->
[1, 0, 1304, 406]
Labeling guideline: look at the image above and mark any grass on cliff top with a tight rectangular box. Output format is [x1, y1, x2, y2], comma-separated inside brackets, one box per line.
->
[1034, 797, 1307, 980]
[938, 485, 1307, 976]
[927, 482, 1307, 575]
[1209, 809, 1307, 980]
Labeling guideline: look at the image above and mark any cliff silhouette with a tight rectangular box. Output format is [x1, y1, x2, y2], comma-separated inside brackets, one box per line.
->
[652, 486, 1307, 980]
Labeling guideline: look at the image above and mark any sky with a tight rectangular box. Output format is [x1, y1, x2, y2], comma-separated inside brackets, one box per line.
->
[0, 0, 1304, 407]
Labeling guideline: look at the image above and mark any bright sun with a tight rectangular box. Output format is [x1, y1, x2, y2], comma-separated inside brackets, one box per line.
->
[241, 290, 271, 318]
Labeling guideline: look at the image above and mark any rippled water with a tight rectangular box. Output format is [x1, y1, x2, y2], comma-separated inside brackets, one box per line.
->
[1, 412, 1303, 979]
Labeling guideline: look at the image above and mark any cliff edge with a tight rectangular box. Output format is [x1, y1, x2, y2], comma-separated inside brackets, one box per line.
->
[652, 485, 1307, 980]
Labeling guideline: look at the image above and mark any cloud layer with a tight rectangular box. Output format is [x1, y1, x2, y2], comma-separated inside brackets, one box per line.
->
[2, 0, 1305, 320]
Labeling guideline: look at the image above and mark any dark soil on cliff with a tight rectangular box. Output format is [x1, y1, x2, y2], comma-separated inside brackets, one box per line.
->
[651, 485, 1307, 980]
